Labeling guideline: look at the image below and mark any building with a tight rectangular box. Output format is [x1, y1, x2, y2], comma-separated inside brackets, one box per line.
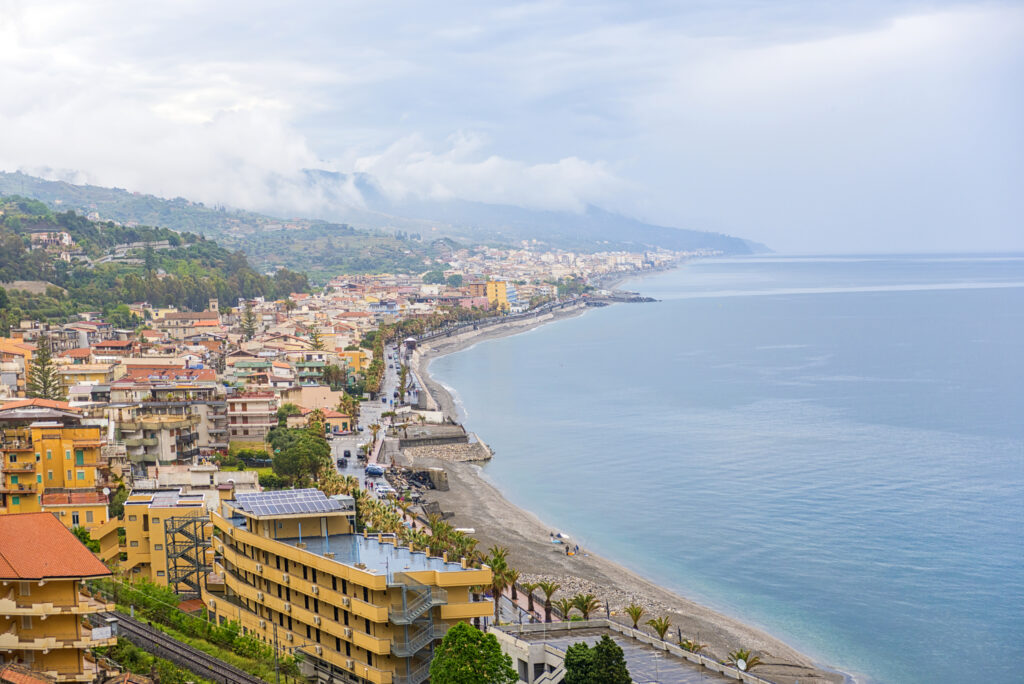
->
[41, 491, 110, 532]
[0, 512, 116, 681]
[93, 489, 211, 596]
[0, 402, 111, 518]
[227, 392, 277, 444]
[109, 408, 201, 470]
[203, 489, 493, 684]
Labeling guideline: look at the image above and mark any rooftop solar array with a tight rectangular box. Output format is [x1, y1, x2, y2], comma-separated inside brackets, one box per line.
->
[234, 489, 343, 516]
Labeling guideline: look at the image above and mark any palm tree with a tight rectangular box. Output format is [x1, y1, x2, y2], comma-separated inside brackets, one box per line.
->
[646, 616, 672, 641]
[490, 567, 509, 624]
[571, 593, 601, 620]
[522, 582, 540, 614]
[369, 422, 382, 443]
[538, 581, 560, 623]
[726, 649, 762, 672]
[553, 597, 575, 622]
[396, 499, 413, 521]
[506, 569, 520, 602]
[624, 603, 645, 629]
[679, 638, 707, 654]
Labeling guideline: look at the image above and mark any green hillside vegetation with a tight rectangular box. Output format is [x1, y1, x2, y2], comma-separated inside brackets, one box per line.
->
[0, 195, 308, 325]
[0, 172, 452, 278]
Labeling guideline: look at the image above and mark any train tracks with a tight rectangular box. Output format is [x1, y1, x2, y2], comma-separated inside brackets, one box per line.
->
[101, 612, 268, 684]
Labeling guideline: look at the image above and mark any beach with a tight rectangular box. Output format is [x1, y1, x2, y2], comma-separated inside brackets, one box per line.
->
[400, 303, 847, 684]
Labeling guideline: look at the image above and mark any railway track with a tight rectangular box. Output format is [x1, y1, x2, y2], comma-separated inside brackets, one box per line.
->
[100, 612, 268, 684]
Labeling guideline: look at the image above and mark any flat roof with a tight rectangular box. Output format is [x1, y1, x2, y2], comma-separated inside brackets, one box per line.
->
[278, 533, 473, 576]
[235, 489, 344, 517]
[125, 488, 207, 509]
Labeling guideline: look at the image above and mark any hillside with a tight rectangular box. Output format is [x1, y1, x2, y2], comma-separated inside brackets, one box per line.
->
[0, 172, 453, 280]
[0, 195, 308, 325]
[0, 172, 766, 274]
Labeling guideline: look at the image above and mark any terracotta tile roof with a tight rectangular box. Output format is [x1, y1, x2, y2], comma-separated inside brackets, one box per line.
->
[41, 491, 108, 506]
[0, 664, 56, 684]
[0, 513, 111, 580]
[62, 347, 93, 358]
[0, 398, 76, 411]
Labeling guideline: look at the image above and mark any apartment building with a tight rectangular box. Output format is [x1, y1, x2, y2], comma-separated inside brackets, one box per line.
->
[0, 513, 116, 681]
[203, 489, 493, 684]
[94, 489, 212, 597]
[227, 392, 277, 444]
[0, 402, 110, 518]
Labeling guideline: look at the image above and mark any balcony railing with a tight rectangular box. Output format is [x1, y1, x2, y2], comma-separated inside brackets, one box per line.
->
[2, 462, 36, 472]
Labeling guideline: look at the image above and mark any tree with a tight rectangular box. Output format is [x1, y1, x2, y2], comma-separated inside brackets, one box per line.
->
[571, 593, 600, 620]
[522, 582, 540, 614]
[423, 269, 446, 284]
[564, 636, 631, 684]
[538, 581, 559, 622]
[429, 622, 517, 684]
[726, 648, 762, 672]
[241, 301, 257, 340]
[276, 402, 301, 427]
[72, 526, 100, 553]
[646, 616, 671, 641]
[624, 603, 645, 629]
[309, 325, 325, 350]
[26, 336, 62, 400]
[397, 364, 410, 403]
[446, 273, 463, 287]
[554, 597, 575, 621]
[679, 637, 707, 654]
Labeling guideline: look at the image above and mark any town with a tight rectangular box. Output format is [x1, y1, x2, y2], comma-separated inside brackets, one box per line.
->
[0, 238, 770, 684]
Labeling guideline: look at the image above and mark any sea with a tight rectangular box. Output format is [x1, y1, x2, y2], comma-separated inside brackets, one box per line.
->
[428, 255, 1024, 684]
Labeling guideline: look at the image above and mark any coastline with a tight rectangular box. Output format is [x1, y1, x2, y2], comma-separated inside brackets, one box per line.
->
[402, 301, 848, 684]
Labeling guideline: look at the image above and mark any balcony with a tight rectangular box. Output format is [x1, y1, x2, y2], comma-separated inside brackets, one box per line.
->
[0, 482, 37, 493]
[123, 438, 159, 448]
[0, 593, 114, 617]
[1, 461, 36, 473]
[0, 626, 116, 650]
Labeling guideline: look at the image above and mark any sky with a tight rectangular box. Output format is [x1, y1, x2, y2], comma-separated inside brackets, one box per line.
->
[0, 0, 1022, 253]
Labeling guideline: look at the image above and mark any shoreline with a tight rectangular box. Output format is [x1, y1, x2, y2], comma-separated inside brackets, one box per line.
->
[402, 300, 850, 684]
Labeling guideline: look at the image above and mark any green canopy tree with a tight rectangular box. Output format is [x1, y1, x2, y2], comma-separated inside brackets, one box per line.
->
[564, 635, 631, 684]
[428, 622, 517, 684]
[26, 337, 62, 400]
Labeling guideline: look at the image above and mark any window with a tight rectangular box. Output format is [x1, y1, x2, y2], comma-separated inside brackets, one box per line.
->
[154, 544, 163, 551]
[77, 470, 85, 480]
[64, 450, 70, 460]
[156, 571, 165, 577]
[11, 496, 18, 506]
[130, 541, 139, 547]
[129, 515, 137, 521]
[36, 475, 41, 483]
[21, 616, 33, 631]
[152, 517, 160, 523]
[72, 512, 80, 526]
[66, 470, 72, 480]
[47, 471, 52, 481]
[9, 476, 17, 484]
[86, 510, 93, 523]
[18, 582, 29, 596]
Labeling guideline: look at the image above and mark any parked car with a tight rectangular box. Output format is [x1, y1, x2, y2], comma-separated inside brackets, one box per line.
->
[343, 450, 352, 458]
[336, 458, 345, 467]
[366, 464, 385, 477]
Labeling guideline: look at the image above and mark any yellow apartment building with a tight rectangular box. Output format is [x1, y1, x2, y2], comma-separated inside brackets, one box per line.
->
[468, 281, 511, 310]
[93, 489, 212, 597]
[41, 492, 109, 532]
[0, 339, 34, 398]
[203, 489, 493, 684]
[55, 365, 123, 398]
[0, 512, 117, 681]
[0, 406, 110, 517]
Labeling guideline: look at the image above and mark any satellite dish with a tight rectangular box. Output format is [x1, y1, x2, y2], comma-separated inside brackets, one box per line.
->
[102, 487, 111, 496]
[737, 659, 747, 672]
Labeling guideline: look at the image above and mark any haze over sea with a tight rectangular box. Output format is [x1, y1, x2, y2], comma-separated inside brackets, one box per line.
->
[429, 255, 1024, 684]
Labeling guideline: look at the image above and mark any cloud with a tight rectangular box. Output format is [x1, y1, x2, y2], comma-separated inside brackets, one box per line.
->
[0, 1, 1020, 251]
[352, 132, 622, 211]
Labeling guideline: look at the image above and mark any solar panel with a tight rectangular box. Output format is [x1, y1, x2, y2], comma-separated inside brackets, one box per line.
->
[235, 488, 342, 516]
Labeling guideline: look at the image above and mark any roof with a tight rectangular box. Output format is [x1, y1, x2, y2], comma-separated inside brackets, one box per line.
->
[0, 398, 74, 411]
[93, 339, 133, 348]
[0, 664, 56, 684]
[42, 491, 108, 506]
[62, 347, 93, 359]
[0, 513, 111, 580]
[161, 311, 220, 321]
[234, 489, 344, 517]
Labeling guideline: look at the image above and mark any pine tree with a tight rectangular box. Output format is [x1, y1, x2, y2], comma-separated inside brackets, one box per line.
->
[26, 336, 62, 400]
[241, 302, 257, 340]
[309, 325, 325, 350]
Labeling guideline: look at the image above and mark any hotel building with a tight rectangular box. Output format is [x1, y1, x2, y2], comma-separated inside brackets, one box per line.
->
[203, 489, 493, 684]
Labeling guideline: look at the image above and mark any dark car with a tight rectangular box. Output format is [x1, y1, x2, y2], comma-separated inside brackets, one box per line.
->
[336, 458, 345, 467]
[343, 450, 352, 458]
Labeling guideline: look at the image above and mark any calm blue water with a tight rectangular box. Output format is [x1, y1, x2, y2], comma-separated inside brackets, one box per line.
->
[429, 255, 1024, 684]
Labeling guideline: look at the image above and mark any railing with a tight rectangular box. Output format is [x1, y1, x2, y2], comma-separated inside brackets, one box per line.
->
[1, 462, 36, 472]
[392, 658, 431, 684]
[390, 625, 447, 658]
[388, 584, 448, 624]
